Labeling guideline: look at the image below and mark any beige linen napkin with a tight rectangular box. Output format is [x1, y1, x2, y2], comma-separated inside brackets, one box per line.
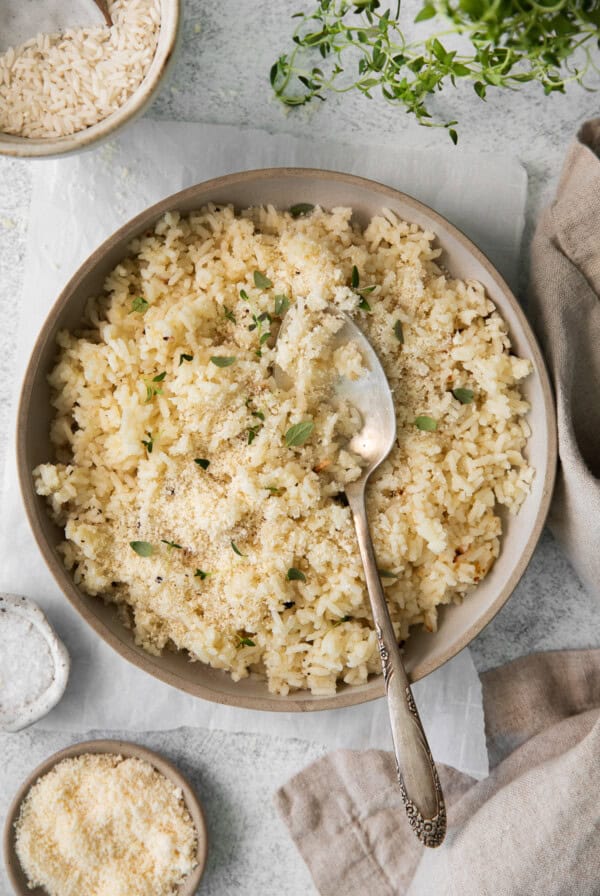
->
[275, 649, 600, 896]
[529, 117, 600, 596]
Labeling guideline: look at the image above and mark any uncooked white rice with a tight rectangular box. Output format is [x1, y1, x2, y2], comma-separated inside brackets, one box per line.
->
[0, 0, 160, 139]
[34, 205, 534, 696]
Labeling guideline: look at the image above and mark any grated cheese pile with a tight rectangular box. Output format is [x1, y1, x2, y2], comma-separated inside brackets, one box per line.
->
[15, 753, 198, 896]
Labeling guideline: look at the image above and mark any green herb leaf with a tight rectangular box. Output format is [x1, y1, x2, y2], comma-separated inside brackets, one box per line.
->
[240, 289, 250, 301]
[194, 569, 209, 579]
[259, 331, 272, 345]
[231, 540, 246, 557]
[194, 458, 210, 469]
[287, 567, 306, 582]
[247, 425, 260, 444]
[357, 284, 376, 295]
[394, 320, 404, 343]
[130, 541, 153, 557]
[161, 539, 182, 550]
[289, 203, 315, 218]
[351, 265, 360, 289]
[274, 295, 290, 316]
[452, 387, 475, 404]
[153, 371, 166, 382]
[179, 353, 193, 366]
[414, 415, 438, 432]
[414, 4, 436, 22]
[358, 297, 372, 312]
[265, 484, 281, 495]
[285, 420, 314, 447]
[253, 271, 273, 290]
[237, 636, 256, 647]
[224, 306, 237, 323]
[333, 615, 351, 626]
[251, 409, 265, 421]
[210, 356, 236, 367]
[129, 296, 149, 314]
[141, 433, 154, 454]
[449, 128, 458, 145]
[378, 569, 398, 578]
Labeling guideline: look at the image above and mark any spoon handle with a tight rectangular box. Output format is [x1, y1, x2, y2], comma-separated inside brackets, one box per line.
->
[347, 489, 447, 848]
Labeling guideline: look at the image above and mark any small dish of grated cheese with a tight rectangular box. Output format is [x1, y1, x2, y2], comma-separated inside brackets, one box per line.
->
[5, 741, 207, 896]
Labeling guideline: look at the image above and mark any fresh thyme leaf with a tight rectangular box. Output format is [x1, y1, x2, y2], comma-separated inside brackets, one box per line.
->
[179, 353, 193, 366]
[351, 265, 360, 289]
[153, 371, 166, 382]
[266, 485, 281, 495]
[253, 271, 273, 290]
[274, 295, 290, 316]
[130, 296, 149, 314]
[394, 320, 404, 343]
[289, 203, 315, 218]
[415, 415, 438, 432]
[231, 540, 246, 557]
[224, 306, 237, 323]
[259, 331, 272, 345]
[237, 636, 256, 647]
[161, 539, 182, 550]
[333, 615, 351, 626]
[452, 387, 475, 404]
[358, 297, 372, 312]
[287, 567, 306, 582]
[194, 458, 210, 469]
[358, 284, 376, 295]
[141, 433, 154, 454]
[285, 420, 314, 447]
[252, 410, 265, 421]
[240, 289, 250, 301]
[130, 541, 153, 557]
[247, 425, 261, 444]
[194, 569, 209, 579]
[210, 356, 236, 367]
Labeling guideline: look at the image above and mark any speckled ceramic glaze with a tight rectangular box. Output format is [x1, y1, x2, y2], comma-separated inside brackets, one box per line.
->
[17, 168, 557, 711]
[3, 739, 208, 896]
[0, 0, 180, 159]
[0, 593, 69, 732]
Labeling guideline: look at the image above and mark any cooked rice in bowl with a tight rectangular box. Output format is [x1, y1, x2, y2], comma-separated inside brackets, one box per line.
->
[33, 204, 533, 696]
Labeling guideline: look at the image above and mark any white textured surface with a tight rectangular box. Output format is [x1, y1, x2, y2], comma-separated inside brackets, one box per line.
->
[1, 2, 600, 894]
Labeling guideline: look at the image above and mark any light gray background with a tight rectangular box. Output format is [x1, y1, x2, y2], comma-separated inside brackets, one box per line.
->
[1, 3, 599, 894]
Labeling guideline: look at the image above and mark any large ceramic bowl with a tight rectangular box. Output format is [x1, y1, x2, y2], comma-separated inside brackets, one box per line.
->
[0, 0, 180, 159]
[3, 739, 208, 896]
[17, 168, 557, 711]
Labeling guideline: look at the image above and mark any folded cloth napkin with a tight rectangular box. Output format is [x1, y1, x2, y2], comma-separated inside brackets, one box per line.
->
[529, 117, 600, 597]
[275, 649, 600, 896]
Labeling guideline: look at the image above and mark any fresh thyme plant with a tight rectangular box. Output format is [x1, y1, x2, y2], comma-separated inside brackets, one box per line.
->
[271, 0, 600, 141]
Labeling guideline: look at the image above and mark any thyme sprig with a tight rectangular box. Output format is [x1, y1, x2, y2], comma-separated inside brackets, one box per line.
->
[271, 0, 600, 140]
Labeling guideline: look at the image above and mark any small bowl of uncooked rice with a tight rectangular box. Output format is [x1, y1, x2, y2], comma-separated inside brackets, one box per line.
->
[0, 0, 179, 158]
[4, 740, 207, 896]
[18, 170, 556, 710]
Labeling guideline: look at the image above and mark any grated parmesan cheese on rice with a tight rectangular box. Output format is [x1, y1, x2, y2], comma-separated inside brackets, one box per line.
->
[33, 204, 534, 696]
[15, 753, 198, 896]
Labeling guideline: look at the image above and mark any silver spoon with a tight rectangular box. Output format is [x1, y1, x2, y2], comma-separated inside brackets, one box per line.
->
[0, 1, 112, 55]
[275, 308, 447, 848]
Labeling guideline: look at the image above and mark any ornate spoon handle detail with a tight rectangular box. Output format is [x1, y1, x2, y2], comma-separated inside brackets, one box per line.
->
[347, 485, 447, 848]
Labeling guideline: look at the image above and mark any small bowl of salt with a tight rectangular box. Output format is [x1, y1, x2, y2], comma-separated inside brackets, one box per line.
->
[0, 593, 69, 732]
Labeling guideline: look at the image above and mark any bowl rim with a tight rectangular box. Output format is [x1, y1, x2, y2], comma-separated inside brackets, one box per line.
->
[0, 0, 181, 159]
[3, 738, 208, 896]
[16, 166, 557, 711]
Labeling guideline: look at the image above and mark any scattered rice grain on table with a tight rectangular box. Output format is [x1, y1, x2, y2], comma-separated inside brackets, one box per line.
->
[0, 0, 160, 139]
[34, 205, 534, 696]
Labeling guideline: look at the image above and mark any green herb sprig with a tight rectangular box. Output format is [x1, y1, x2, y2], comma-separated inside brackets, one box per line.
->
[271, 1, 600, 140]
